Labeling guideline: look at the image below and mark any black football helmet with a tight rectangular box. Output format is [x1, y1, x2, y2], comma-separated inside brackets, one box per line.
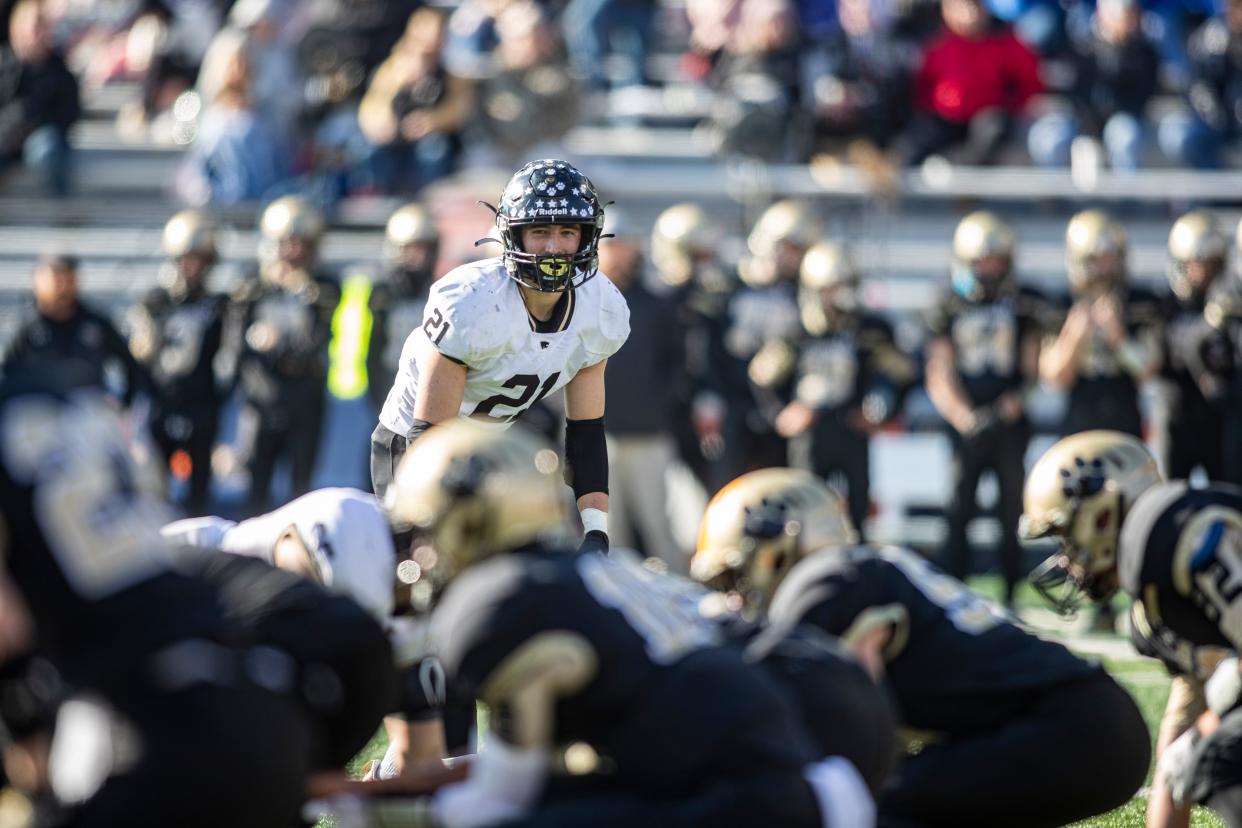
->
[492, 159, 605, 293]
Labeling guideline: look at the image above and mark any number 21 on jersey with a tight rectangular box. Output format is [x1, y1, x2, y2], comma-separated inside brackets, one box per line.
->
[471, 372, 561, 423]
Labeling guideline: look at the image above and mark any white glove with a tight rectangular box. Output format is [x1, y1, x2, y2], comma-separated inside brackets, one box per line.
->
[1206, 656, 1242, 717]
[1158, 728, 1200, 805]
[432, 738, 547, 828]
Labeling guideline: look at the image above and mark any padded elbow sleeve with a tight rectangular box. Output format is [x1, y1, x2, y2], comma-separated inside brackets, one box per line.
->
[563, 417, 608, 500]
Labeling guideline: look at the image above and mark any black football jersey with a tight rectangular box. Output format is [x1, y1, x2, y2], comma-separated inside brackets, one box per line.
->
[715, 282, 802, 403]
[132, 287, 227, 407]
[430, 548, 817, 791]
[1119, 481, 1242, 651]
[742, 621, 898, 790]
[925, 285, 1048, 407]
[0, 383, 240, 688]
[1052, 287, 1163, 436]
[227, 274, 340, 407]
[768, 545, 1100, 734]
[1160, 293, 1234, 417]
[789, 313, 912, 419]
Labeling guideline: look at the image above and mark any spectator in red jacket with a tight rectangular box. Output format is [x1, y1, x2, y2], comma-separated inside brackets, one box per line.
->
[896, 0, 1043, 165]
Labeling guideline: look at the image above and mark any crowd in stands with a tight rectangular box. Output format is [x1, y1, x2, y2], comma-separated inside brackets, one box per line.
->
[4, 0, 1242, 202]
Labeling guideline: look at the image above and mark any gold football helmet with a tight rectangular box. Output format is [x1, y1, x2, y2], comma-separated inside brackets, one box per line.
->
[693, 468, 857, 612]
[386, 203, 439, 249]
[742, 200, 821, 286]
[799, 241, 859, 335]
[953, 210, 1016, 264]
[1020, 430, 1161, 613]
[951, 211, 1015, 301]
[1065, 209, 1127, 294]
[650, 203, 718, 287]
[260, 196, 325, 244]
[163, 209, 218, 260]
[386, 421, 570, 598]
[1167, 211, 1227, 301]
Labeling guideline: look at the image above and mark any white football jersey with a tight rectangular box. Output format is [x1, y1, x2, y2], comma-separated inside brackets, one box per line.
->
[379, 257, 631, 436]
[161, 488, 396, 620]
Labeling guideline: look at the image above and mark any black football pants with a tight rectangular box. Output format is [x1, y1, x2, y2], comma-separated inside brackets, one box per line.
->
[245, 388, 325, 514]
[942, 420, 1027, 604]
[55, 684, 311, 828]
[151, 412, 218, 514]
[493, 771, 827, 828]
[877, 671, 1149, 828]
[790, 420, 872, 539]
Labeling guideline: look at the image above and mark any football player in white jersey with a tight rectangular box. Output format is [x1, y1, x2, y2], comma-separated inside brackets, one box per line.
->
[372, 159, 631, 556]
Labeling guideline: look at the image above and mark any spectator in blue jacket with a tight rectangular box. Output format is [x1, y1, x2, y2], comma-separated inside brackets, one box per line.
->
[177, 34, 287, 206]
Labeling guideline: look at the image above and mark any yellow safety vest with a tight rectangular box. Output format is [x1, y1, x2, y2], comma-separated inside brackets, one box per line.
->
[328, 272, 374, 399]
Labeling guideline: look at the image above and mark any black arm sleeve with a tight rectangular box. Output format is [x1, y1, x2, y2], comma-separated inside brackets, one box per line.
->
[563, 416, 608, 500]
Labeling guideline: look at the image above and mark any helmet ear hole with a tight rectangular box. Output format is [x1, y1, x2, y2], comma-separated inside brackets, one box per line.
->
[1095, 509, 1112, 531]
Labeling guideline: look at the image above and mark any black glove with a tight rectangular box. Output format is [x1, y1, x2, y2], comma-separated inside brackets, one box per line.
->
[578, 530, 609, 555]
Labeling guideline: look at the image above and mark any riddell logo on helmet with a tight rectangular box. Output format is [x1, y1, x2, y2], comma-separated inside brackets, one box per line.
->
[517, 207, 592, 218]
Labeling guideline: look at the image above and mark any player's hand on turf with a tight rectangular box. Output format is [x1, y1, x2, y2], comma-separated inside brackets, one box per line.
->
[578, 530, 609, 555]
[1158, 728, 1200, 805]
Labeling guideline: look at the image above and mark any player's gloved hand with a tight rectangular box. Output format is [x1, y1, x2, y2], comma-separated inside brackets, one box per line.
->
[961, 406, 999, 442]
[578, 530, 609, 555]
[1206, 656, 1242, 716]
[1158, 728, 1201, 805]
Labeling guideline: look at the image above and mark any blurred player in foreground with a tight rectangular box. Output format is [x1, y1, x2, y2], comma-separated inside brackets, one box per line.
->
[695, 467, 1150, 827]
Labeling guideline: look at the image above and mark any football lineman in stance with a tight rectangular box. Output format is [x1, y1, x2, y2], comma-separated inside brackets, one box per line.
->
[695, 467, 1150, 828]
[367, 421, 876, 828]
[1022, 430, 1242, 827]
[0, 379, 313, 827]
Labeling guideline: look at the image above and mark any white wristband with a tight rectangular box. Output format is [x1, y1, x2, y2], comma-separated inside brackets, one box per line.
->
[803, 756, 876, 828]
[580, 508, 608, 536]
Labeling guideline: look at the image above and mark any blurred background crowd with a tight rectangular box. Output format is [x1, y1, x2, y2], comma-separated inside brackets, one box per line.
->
[7, 0, 1242, 201]
[4, 0, 1242, 602]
